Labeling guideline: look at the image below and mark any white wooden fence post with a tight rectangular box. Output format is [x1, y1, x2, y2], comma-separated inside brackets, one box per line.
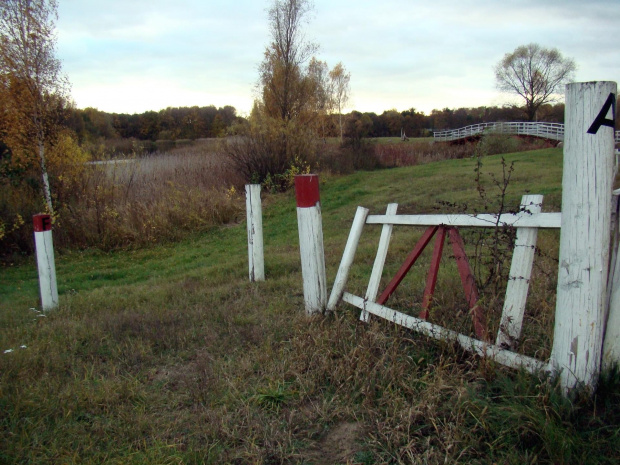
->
[496, 194, 543, 348]
[604, 189, 620, 369]
[295, 174, 327, 315]
[245, 184, 265, 282]
[327, 206, 369, 312]
[362, 203, 398, 322]
[551, 81, 617, 392]
[33, 214, 58, 311]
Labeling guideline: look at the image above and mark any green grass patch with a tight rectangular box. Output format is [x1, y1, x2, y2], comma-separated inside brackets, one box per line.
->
[1, 147, 618, 464]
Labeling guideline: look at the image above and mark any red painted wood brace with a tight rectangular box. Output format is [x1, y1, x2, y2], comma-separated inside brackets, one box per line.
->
[377, 226, 488, 341]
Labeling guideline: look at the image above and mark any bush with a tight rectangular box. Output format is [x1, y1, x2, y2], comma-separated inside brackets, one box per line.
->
[0, 143, 244, 257]
[223, 115, 317, 191]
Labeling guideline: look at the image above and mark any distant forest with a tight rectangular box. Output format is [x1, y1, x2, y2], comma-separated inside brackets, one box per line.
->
[66, 103, 568, 144]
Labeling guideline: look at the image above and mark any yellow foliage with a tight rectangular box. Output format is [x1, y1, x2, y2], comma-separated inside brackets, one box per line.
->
[47, 131, 90, 173]
[0, 213, 25, 241]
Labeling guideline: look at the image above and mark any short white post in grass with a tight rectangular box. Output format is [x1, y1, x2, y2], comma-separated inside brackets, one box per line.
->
[245, 184, 264, 282]
[551, 81, 617, 392]
[33, 214, 58, 311]
[295, 174, 327, 315]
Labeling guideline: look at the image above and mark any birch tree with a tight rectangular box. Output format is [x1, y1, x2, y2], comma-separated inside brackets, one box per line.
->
[329, 62, 350, 141]
[0, 0, 69, 214]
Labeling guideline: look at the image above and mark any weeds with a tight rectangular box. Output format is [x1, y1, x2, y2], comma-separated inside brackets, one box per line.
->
[0, 146, 617, 464]
[0, 141, 244, 257]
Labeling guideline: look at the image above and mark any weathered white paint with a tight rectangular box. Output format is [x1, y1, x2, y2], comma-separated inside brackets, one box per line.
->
[245, 184, 264, 282]
[327, 206, 369, 312]
[297, 205, 327, 314]
[343, 292, 549, 374]
[603, 189, 620, 369]
[366, 212, 560, 229]
[362, 203, 398, 322]
[551, 81, 617, 391]
[35, 229, 58, 311]
[496, 195, 543, 348]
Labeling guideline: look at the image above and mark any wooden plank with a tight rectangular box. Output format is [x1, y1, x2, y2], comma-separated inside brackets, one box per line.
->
[297, 206, 327, 314]
[448, 228, 487, 340]
[603, 190, 620, 369]
[362, 203, 398, 322]
[551, 81, 616, 391]
[245, 184, 264, 282]
[366, 212, 561, 229]
[376, 226, 438, 305]
[327, 206, 370, 311]
[34, 224, 58, 311]
[343, 292, 549, 374]
[420, 226, 446, 319]
[496, 195, 543, 348]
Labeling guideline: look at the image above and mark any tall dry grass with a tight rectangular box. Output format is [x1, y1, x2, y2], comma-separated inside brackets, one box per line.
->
[375, 135, 556, 168]
[55, 142, 245, 250]
[0, 141, 245, 258]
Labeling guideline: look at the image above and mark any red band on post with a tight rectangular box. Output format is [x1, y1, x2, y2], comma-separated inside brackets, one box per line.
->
[295, 174, 320, 208]
[33, 214, 52, 232]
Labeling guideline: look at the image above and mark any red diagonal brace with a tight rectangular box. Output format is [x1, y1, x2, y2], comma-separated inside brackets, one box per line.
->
[376, 226, 438, 305]
[420, 226, 447, 319]
[447, 228, 487, 340]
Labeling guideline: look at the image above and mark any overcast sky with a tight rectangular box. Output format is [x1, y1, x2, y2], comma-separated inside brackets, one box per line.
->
[56, 0, 620, 116]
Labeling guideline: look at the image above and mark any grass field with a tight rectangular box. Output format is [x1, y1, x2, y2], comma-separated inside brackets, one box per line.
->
[1, 147, 619, 464]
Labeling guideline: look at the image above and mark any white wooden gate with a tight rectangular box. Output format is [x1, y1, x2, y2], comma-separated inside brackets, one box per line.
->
[325, 81, 618, 393]
[327, 196, 560, 375]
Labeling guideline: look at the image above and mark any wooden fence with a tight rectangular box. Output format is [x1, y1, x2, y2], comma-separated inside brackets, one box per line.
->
[326, 81, 618, 394]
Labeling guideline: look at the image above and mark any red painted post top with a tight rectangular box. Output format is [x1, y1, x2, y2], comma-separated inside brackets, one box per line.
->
[33, 214, 52, 232]
[295, 174, 320, 208]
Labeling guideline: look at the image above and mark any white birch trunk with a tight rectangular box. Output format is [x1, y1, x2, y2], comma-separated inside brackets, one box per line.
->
[551, 81, 617, 391]
[39, 140, 53, 214]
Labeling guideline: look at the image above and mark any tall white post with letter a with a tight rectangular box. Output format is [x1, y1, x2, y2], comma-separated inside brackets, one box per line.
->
[551, 81, 616, 392]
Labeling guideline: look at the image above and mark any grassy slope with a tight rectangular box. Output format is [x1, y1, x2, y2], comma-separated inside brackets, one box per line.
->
[1, 147, 618, 464]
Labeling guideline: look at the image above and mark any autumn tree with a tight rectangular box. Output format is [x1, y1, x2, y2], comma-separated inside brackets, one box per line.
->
[0, 0, 69, 213]
[329, 62, 350, 141]
[495, 43, 576, 121]
[307, 57, 331, 138]
[227, 0, 319, 189]
[259, 0, 317, 123]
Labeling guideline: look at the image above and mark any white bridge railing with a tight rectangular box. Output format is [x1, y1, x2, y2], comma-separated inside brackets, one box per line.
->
[433, 121, 620, 144]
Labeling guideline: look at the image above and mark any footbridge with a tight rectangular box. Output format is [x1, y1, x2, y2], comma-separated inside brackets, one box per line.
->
[433, 121, 620, 144]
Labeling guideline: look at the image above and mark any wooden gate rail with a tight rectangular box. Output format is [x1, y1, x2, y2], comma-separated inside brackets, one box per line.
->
[327, 195, 561, 374]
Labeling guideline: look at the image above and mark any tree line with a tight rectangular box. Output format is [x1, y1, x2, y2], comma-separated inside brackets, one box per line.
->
[340, 102, 567, 139]
[62, 102, 568, 145]
[65, 105, 242, 143]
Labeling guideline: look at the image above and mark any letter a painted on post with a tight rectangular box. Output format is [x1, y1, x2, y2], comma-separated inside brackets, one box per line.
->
[587, 92, 616, 135]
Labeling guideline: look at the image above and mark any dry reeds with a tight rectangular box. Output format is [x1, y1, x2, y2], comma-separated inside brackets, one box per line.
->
[54, 142, 245, 250]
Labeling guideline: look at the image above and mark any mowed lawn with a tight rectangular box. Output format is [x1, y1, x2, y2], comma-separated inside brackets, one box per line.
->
[1, 147, 619, 464]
